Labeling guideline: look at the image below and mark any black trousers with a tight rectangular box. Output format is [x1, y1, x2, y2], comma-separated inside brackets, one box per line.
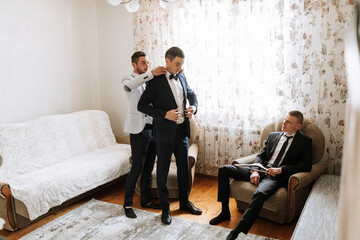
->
[156, 123, 190, 210]
[217, 165, 286, 234]
[124, 124, 156, 207]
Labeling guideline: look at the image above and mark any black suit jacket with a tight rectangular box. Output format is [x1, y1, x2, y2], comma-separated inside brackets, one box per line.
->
[254, 131, 312, 180]
[137, 73, 198, 144]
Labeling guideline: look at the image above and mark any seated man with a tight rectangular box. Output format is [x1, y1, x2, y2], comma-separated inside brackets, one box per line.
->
[209, 110, 312, 240]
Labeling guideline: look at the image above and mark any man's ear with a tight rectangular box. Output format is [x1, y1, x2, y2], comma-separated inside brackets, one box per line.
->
[131, 62, 137, 70]
[296, 124, 302, 130]
[165, 58, 170, 65]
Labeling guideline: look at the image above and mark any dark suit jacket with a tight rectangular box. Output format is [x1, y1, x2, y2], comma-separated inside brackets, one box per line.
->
[254, 131, 312, 181]
[137, 73, 198, 144]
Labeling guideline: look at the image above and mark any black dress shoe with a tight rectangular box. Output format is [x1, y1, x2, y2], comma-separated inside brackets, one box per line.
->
[226, 229, 240, 240]
[179, 201, 202, 215]
[123, 206, 137, 218]
[161, 209, 172, 225]
[141, 202, 160, 209]
[209, 211, 231, 225]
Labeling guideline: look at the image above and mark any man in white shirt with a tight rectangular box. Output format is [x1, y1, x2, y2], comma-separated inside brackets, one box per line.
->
[121, 51, 166, 218]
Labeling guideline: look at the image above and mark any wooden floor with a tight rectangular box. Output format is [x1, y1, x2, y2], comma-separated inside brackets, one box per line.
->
[0, 174, 296, 240]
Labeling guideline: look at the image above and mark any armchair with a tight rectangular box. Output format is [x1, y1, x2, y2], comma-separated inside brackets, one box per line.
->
[229, 118, 326, 223]
[134, 118, 199, 198]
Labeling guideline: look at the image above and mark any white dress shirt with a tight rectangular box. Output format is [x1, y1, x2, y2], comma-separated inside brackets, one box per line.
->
[267, 132, 296, 167]
[166, 71, 185, 124]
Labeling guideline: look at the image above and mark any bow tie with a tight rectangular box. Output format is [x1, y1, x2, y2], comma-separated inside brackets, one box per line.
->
[169, 74, 179, 80]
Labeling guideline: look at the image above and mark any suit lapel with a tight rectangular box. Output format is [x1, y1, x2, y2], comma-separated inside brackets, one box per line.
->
[160, 75, 178, 106]
[179, 75, 187, 108]
[270, 132, 283, 157]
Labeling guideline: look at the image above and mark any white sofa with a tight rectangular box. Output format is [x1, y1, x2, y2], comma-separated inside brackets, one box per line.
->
[0, 110, 131, 231]
[291, 174, 340, 240]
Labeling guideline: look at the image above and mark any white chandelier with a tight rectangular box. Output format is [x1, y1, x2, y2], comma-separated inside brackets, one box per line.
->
[107, 0, 179, 13]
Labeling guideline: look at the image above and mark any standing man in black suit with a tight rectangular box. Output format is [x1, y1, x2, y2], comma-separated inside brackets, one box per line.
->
[138, 46, 202, 225]
[209, 110, 312, 240]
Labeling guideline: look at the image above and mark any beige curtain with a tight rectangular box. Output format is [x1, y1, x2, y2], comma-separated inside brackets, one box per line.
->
[337, 1, 360, 239]
[133, 0, 353, 176]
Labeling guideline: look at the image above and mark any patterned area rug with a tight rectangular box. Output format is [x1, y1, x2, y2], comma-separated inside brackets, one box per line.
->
[20, 199, 277, 240]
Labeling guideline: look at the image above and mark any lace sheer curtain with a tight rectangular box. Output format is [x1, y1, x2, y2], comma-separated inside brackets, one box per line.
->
[133, 0, 353, 176]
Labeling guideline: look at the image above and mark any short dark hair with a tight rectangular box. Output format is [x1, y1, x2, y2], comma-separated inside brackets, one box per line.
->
[131, 51, 146, 64]
[288, 110, 304, 124]
[165, 47, 185, 61]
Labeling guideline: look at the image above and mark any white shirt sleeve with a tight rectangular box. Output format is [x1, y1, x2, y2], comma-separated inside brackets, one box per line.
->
[121, 71, 154, 92]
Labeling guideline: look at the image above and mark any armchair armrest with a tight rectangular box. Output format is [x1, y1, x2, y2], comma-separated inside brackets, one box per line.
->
[232, 154, 257, 165]
[288, 163, 327, 191]
[188, 143, 198, 168]
[287, 162, 326, 222]
[0, 182, 16, 231]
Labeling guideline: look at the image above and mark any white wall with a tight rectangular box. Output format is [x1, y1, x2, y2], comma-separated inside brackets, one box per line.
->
[0, 0, 137, 136]
[0, 0, 101, 124]
[96, 0, 134, 136]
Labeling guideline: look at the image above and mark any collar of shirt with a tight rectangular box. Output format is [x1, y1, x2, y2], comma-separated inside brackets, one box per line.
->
[279, 132, 296, 148]
[283, 132, 296, 138]
[165, 71, 172, 80]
